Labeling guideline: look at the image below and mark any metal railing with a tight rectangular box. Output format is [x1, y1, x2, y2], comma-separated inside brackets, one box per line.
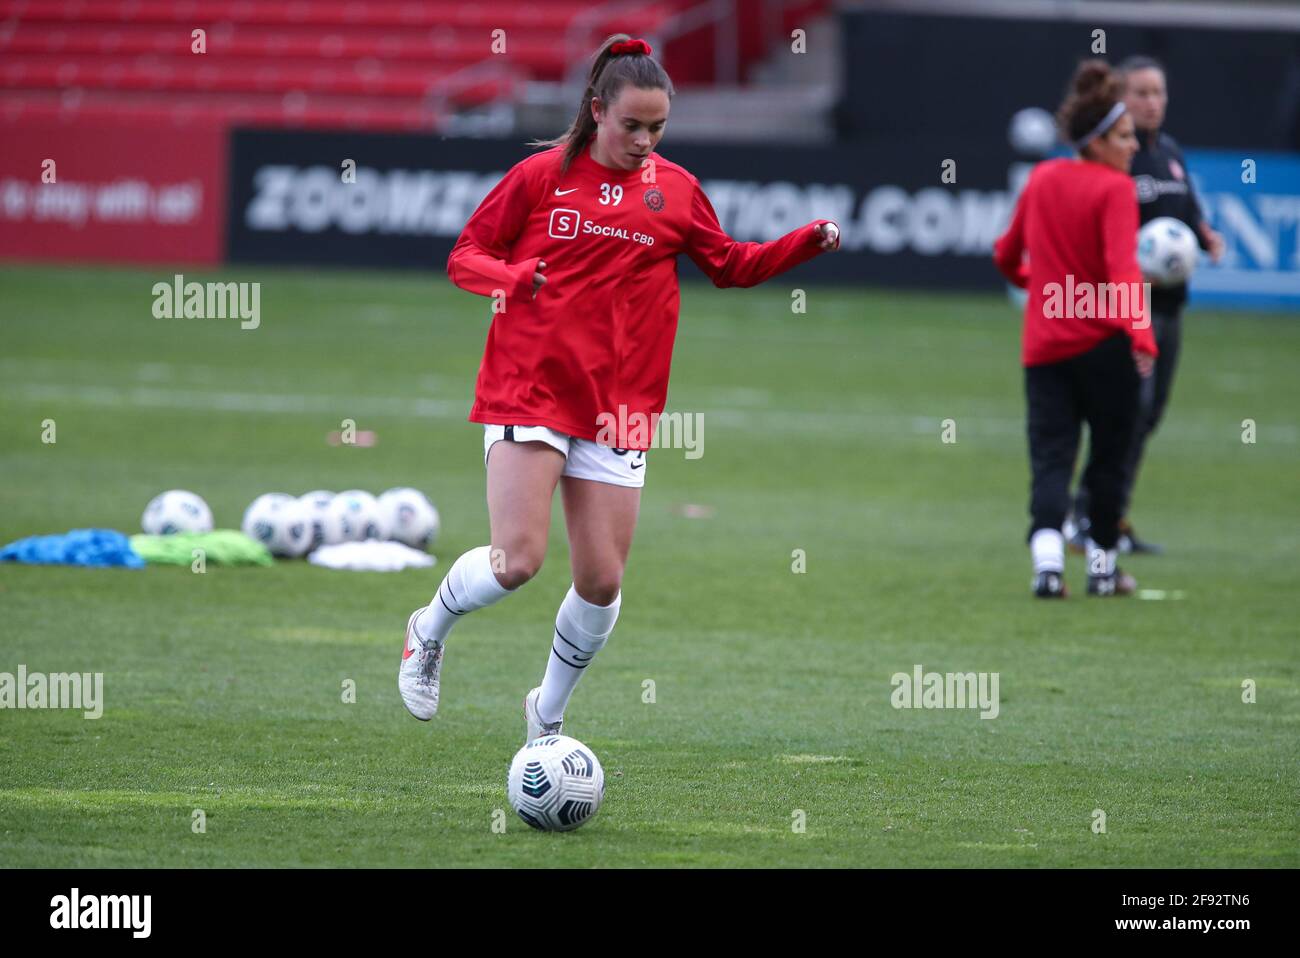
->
[425, 57, 525, 132]
[648, 0, 738, 86]
[561, 0, 789, 90]
[562, 0, 670, 89]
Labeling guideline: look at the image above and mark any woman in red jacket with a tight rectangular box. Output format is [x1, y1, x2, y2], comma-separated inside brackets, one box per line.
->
[399, 34, 841, 734]
[994, 60, 1158, 598]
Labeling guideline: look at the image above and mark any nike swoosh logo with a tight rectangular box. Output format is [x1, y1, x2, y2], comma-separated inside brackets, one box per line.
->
[403, 616, 417, 660]
[630, 461, 644, 470]
[554, 188, 578, 196]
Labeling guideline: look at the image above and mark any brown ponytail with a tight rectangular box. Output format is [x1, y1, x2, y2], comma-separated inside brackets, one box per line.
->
[1056, 59, 1123, 150]
[529, 33, 675, 173]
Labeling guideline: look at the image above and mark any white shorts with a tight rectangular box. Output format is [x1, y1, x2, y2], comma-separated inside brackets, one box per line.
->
[483, 424, 647, 488]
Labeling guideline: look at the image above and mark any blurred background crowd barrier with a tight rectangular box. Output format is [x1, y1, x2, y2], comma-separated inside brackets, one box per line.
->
[2, 0, 1297, 308]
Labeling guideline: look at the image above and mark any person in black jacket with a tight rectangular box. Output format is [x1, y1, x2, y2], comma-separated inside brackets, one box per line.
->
[1068, 55, 1224, 556]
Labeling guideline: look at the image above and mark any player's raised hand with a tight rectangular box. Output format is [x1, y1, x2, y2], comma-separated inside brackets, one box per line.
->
[815, 222, 841, 251]
[532, 260, 547, 297]
[1200, 224, 1226, 263]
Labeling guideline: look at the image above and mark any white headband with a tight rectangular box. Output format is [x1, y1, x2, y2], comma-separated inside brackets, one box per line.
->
[1074, 101, 1127, 151]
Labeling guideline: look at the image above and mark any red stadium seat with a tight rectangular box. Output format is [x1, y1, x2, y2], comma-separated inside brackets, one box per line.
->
[0, 0, 831, 132]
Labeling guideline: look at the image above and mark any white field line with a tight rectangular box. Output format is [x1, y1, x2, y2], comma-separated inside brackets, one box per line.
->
[3, 380, 1296, 445]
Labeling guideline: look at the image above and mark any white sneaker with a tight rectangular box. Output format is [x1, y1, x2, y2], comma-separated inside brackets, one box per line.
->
[398, 609, 443, 721]
[523, 687, 563, 744]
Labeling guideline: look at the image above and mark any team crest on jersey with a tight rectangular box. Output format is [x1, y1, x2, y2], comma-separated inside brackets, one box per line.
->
[643, 187, 665, 213]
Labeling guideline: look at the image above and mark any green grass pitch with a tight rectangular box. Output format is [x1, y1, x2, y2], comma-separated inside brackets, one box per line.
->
[0, 263, 1296, 867]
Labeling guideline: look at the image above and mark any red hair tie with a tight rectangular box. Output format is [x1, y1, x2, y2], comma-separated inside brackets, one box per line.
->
[610, 39, 652, 56]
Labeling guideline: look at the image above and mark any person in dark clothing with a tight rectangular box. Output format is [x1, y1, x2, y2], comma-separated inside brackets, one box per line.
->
[1069, 56, 1225, 555]
[995, 60, 1158, 599]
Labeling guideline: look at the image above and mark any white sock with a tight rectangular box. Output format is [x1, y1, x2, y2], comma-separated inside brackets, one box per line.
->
[537, 585, 621, 724]
[1030, 528, 1065, 574]
[1086, 539, 1117, 577]
[414, 545, 511, 646]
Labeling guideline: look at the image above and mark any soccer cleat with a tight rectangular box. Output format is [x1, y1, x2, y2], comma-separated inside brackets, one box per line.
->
[1032, 570, 1068, 598]
[398, 608, 444, 720]
[1118, 519, 1164, 555]
[523, 687, 563, 744]
[1087, 568, 1137, 597]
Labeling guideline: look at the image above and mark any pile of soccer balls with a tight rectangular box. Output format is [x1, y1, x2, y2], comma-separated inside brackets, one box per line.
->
[141, 487, 440, 557]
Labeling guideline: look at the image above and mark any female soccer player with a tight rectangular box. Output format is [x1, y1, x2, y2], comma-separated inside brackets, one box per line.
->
[993, 59, 1158, 598]
[399, 35, 841, 736]
[1067, 55, 1226, 556]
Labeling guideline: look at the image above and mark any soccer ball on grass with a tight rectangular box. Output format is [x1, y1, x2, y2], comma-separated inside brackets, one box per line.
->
[241, 493, 311, 557]
[327, 490, 388, 542]
[507, 734, 605, 832]
[141, 490, 213, 535]
[378, 487, 440, 550]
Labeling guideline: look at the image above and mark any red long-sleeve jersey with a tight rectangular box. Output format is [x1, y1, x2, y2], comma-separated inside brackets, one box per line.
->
[447, 137, 834, 448]
[994, 157, 1158, 366]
